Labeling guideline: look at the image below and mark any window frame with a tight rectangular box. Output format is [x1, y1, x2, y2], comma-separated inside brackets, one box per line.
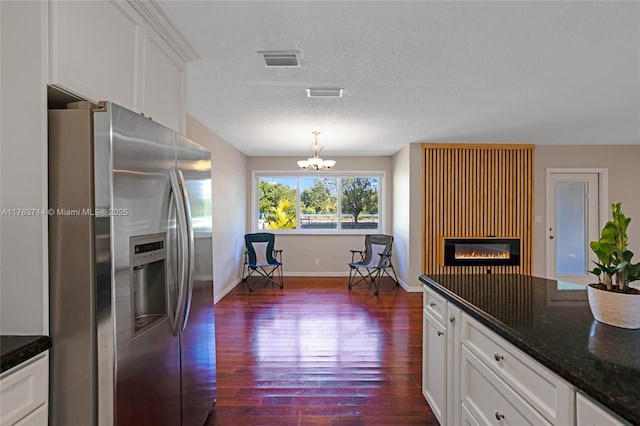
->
[252, 170, 386, 235]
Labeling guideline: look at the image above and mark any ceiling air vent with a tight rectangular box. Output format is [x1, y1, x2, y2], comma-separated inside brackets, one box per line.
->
[258, 51, 301, 67]
[306, 88, 344, 98]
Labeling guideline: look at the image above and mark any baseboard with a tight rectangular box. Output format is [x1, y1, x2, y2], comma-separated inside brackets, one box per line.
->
[213, 274, 421, 302]
[282, 271, 350, 277]
[214, 277, 242, 304]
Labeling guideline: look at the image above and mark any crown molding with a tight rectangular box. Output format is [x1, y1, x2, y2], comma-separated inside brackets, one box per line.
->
[128, 0, 199, 63]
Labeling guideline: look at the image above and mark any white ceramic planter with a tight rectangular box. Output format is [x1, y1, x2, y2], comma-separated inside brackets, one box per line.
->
[587, 285, 640, 329]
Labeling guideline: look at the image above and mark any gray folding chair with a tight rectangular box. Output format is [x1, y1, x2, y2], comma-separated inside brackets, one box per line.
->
[348, 234, 399, 295]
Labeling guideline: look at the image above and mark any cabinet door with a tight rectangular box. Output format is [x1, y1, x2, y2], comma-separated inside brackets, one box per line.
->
[576, 392, 628, 426]
[140, 28, 185, 132]
[14, 403, 48, 426]
[49, 0, 142, 110]
[0, 353, 48, 426]
[423, 309, 447, 425]
[461, 402, 481, 426]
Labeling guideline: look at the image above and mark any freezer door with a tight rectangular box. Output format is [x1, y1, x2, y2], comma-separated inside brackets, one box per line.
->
[94, 103, 181, 425]
[176, 134, 217, 425]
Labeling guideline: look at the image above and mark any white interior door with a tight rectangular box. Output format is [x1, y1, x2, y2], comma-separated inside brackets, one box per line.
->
[546, 172, 602, 285]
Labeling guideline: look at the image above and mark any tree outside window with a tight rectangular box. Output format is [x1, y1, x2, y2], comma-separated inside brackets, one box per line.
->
[341, 177, 379, 229]
[258, 178, 296, 230]
[300, 178, 337, 229]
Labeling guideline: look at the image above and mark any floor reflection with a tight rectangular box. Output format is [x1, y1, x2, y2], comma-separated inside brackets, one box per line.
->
[252, 303, 382, 368]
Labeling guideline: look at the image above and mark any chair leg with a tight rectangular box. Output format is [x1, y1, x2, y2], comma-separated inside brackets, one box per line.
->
[348, 266, 372, 290]
[386, 263, 400, 287]
[372, 268, 385, 295]
[275, 264, 284, 289]
[245, 265, 283, 291]
[244, 267, 255, 292]
[348, 266, 356, 289]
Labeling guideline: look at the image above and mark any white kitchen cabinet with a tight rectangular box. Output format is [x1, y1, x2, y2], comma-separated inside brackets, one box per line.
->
[421, 280, 635, 425]
[48, 0, 193, 132]
[49, 0, 142, 112]
[0, 352, 49, 426]
[461, 345, 552, 426]
[423, 309, 447, 424]
[13, 404, 48, 426]
[461, 314, 574, 425]
[424, 283, 447, 324]
[140, 28, 185, 132]
[576, 392, 629, 426]
[422, 286, 462, 425]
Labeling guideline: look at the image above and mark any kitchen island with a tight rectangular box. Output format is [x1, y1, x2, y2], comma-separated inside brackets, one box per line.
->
[420, 274, 639, 425]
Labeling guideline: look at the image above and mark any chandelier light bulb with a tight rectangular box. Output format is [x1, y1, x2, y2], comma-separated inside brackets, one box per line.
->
[297, 131, 336, 171]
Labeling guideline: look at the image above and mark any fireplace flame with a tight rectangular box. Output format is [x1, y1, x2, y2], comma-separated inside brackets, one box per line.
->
[455, 250, 510, 260]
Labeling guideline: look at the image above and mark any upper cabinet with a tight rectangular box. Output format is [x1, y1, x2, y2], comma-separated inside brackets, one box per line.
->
[49, 1, 142, 112]
[140, 28, 185, 132]
[48, 0, 197, 133]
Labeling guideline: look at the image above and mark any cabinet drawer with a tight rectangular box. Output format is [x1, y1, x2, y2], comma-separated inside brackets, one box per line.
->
[424, 286, 447, 324]
[0, 353, 48, 426]
[461, 345, 551, 426]
[461, 316, 572, 424]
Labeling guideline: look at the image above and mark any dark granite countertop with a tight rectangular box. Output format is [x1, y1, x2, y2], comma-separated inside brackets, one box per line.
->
[1, 335, 52, 374]
[419, 273, 640, 425]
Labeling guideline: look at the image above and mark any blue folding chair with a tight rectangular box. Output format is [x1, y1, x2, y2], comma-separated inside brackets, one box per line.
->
[242, 233, 284, 291]
[348, 234, 399, 295]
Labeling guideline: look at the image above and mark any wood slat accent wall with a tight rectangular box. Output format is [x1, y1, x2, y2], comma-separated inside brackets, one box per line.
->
[422, 144, 535, 275]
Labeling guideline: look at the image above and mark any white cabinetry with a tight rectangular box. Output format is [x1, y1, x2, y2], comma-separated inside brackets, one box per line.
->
[49, 0, 142, 112]
[576, 392, 628, 426]
[423, 309, 447, 423]
[140, 28, 185, 132]
[461, 345, 552, 425]
[0, 353, 49, 426]
[48, 0, 193, 132]
[460, 315, 574, 425]
[422, 283, 634, 425]
[422, 286, 461, 425]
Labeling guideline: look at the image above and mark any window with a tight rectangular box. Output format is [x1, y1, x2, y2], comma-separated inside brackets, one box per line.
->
[255, 173, 383, 233]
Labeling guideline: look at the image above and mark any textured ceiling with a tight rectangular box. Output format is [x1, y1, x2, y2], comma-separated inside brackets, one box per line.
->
[158, 1, 640, 156]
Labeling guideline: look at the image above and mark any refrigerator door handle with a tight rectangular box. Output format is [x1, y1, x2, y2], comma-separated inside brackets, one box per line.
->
[169, 168, 189, 336]
[177, 169, 195, 331]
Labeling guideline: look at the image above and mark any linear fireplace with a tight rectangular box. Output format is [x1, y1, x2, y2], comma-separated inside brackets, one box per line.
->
[441, 237, 520, 267]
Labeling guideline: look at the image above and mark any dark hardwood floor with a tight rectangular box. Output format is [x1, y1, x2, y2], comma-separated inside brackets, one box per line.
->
[207, 276, 437, 425]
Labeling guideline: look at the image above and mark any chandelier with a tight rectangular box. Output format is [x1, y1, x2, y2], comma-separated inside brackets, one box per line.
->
[296, 131, 336, 171]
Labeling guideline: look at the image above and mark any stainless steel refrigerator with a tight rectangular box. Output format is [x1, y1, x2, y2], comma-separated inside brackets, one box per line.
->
[48, 101, 216, 425]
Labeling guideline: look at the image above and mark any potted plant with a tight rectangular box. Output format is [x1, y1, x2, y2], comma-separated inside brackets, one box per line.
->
[588, 202, 640, 329]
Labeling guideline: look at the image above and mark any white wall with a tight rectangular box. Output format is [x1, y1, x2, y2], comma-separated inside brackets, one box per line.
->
[186, 115, 248, 302]
[533, 145, 640, 278]
[392, 143, 423, 291]
[246, 156, 394, 277]
[0, 1, 48, 334]
[392, 145, 411, 288]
